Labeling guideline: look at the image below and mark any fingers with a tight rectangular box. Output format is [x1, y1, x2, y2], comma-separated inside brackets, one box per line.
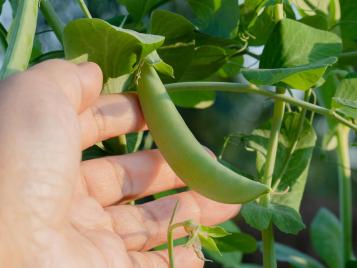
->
[79, 93, 147, 149]
[129, 246, 203, 268]
[80, 149, 184, 206]
[105, 191, 240, 251]
[28, 59, 103, 113]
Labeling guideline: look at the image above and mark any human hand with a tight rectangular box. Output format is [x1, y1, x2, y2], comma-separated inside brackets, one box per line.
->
[0, 60, 239, 268]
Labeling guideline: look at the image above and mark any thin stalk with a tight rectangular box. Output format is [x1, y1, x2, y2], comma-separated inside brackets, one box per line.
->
[118, 135, 128, 154]
[0, 0, 39, 79]
[336, 125, 354, 264]
[259, 87, 286, 268]
[75, 0, 92, 18]
[262, 223, 276, 268]
[273, 90, 311, 189]
[273, 3, 284, 22]
[40, 0, 64, 43]
[165, 82, 357, 131]
[0, 23, 8, 53]
[167, 201, 180, 268]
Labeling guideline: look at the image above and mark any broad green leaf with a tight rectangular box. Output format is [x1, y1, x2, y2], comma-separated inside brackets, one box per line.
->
[180, 45, 227, 81]
[117, 0, 169, 21]
[310, 208, 343, 268]
[213, 232, 257, 253]
[150, 10, 196, 82]
[150, 10, 195, 45]
[150, 9, 217, 108]
[241, 202, 272, 231]
[188, 0, 239, 39]
[245, 18, 342, 90]
[246, 113, 317, 210]
[63, 18, 164, 93]
[260, 19, 342, 68]
[200, 225, 230, 238]
[299, 15, 328, 30]
[168, 91, 215, 109]
[332, 74, 357, 119]
[275, 243, 325, 268]
[242, 57, 337, 90]
[218, 56, 243, 78]
[240, 265, 262, 268]
[240, 1, 295, 46]
[168, 45, 227, 108]
[340, 0, 357, 50]
[271, 203, 305, 234]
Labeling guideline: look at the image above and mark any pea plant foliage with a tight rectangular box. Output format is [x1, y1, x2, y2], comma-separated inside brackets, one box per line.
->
[1, 0, 356, 267]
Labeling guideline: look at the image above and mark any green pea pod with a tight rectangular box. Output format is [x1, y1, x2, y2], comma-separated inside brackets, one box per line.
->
[137, 63, 270, 204]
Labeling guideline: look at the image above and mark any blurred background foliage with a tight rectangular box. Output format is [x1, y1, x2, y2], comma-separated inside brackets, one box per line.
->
[0, 0, 356, 266]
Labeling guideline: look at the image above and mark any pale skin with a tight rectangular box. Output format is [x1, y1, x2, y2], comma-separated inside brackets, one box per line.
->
[0, 60, 239, 268]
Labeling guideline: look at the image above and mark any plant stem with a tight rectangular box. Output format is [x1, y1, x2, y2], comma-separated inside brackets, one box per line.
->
[165, 82, 357, 131]
[262, 223, 276, 268]
[0, 23, 8, 53]
[261, 87, 286, 206]
[336, 125, 354, 264]
[0, 0, 39, 79]
[259, 87, 286, 268]
[75, 0, 92, 18]
[40, 0, 64, 43]
[273, 3, 284, 22]
[273, 90, 311, 189]
[167, 201, 180, 268]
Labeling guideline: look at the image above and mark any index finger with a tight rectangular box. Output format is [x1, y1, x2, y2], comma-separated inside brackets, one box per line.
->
[28, 59, 103, 113]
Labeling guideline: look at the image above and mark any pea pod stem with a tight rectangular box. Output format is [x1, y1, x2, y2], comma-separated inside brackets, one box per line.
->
[165, 82, 357, 131]
[0, 0, 39, 79]
[40, 0, 64, 43]
[336, 125, 354, 263]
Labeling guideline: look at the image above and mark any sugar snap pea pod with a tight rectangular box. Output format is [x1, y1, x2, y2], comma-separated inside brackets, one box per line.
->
[137, 63, 270, 204]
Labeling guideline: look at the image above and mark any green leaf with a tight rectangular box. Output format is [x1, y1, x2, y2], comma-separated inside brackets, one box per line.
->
[271, 203, 305, 234]
[241, 202, 272, 231]
[260, 18, 342, 69]
[150, 10, 195, 45]
[242, 57, 337, 90]
[299, 15, 328, 30]
[346, 260, 357, 268]
[150, 10, 196, 82]
[200, 225, 230, 238]
[188, 0, 239, 39]
[275, 243, 325, 268]
[167, 45, 227, 108]
[117, 0, 169, 21]
[340, 0, 357, 50]
[203, 221, 243, 268]
[146, 51, 174, 78]
[181, 45, 227, 81]
[332, 74, 357, 119]
[63, 18, 164, 93]
[213, 232, 257, 253]
[244, 18, 342, 90]
[199, 234, 221, 254]
[246, 112, 317, 210]
[240, 1, 295, 46]
[218, 56, 243, 78]
[310, 208, 343, 268]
